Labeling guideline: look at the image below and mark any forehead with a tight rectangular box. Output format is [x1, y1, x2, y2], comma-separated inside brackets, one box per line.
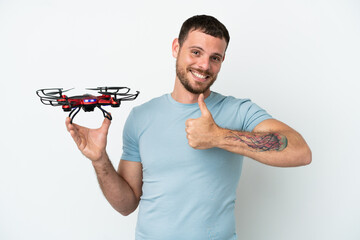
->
[182, 30, 227, 55]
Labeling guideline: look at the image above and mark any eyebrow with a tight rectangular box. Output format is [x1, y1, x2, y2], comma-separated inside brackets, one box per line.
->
[189, 46, 224, 59]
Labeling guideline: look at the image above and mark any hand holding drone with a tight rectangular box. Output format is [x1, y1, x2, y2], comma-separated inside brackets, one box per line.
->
[36, 87, 139, 123]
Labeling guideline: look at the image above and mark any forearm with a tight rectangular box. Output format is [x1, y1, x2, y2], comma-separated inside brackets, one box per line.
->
[92, 153, 139, 216]
[214, 127, 311, 167]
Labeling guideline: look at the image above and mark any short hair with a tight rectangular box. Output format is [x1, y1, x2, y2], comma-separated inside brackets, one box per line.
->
[178, 15, 230, 49]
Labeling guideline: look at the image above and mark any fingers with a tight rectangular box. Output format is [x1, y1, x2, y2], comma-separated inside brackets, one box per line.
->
[185, 119, 191, 133]
[65, 116, 110, 146]
[198, 93, 210, 117]
[100, 116, 112, 134]
[65, 117, 71, 132]
[65, 117, 80, 133]
[65, 117, 80, 144]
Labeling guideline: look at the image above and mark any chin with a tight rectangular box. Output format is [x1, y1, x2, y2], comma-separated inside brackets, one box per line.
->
[185, 83, 210, 94]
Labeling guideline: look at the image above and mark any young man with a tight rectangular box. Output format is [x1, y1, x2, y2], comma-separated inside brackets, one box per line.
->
[66, 15, 311, 240]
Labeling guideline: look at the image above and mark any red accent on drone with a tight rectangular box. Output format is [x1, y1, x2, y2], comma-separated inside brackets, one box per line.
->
[36, 87, 139, 123]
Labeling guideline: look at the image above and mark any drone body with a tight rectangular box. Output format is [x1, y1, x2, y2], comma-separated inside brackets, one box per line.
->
[36, 87, 139, 123]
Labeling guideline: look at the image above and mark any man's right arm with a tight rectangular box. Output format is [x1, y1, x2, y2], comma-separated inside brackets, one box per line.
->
[65, 117, 142, 216]
[92, 157, 142, 216]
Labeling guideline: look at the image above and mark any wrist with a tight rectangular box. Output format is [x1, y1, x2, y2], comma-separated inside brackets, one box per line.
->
[91, 151, 109, 166]
[91, 152, 116, 177]
[212, 126, 226, 148]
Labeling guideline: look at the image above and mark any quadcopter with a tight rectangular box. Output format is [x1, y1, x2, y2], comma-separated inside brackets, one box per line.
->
[36, 87, 139, 123]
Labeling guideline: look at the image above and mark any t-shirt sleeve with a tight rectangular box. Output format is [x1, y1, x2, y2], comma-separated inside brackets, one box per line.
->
[121, 108, 141, 162]
[240, 100, 273, 132]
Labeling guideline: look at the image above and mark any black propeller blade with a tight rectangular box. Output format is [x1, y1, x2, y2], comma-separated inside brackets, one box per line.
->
[36, 88, 74, 97]
[87, 87, 130, 95]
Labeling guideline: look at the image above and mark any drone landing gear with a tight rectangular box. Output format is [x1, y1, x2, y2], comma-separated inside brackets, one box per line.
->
[68, 106, 112, 124]
[97, 106, 112, 121]
[69, 107, 81, 124]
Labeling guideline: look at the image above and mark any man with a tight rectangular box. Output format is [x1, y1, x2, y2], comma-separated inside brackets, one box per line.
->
[66, 15, 311, 240]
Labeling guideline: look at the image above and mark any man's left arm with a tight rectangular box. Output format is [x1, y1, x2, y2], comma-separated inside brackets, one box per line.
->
[185, 94, 312, 167]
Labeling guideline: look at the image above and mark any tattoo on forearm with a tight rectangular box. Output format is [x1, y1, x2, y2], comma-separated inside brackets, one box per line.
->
[225, 131, 288, 152]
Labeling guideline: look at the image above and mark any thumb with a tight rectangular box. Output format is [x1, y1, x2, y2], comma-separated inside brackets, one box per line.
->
[198, 93, 210, 117]
[100, 116, 112, 134]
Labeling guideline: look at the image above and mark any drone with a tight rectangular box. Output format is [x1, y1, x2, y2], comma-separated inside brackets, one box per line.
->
[36, 87, 139, 123]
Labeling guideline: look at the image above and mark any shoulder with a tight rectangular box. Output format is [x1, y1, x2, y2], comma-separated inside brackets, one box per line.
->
[123, 94, 167, 134]
[210, 91, 272, 131]
[209, 91, 255, 109]
[130, 94, 168, 116]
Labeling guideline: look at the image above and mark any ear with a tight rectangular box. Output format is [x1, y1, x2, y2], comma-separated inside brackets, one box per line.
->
[172, 38, 180, 58]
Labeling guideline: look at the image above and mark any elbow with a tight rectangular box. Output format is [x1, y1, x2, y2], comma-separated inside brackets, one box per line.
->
[118, 206, 137, 216]
[305, 148, 312, 165]
[116, 198, 140, 216]
[120, 210, 134, 217]
[282, 146, 311, 167]
[298, 146, 312, 166]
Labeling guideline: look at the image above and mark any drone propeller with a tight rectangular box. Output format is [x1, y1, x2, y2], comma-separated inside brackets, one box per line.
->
[36, 88, 74, 107]
[86, 86, 139, 101]
[113, 91, 140, 101]
[36, 88, 74, 97]
[38, 97, 70, 106]
[87, 87, 131, 95]
[87, 86, 129, 91]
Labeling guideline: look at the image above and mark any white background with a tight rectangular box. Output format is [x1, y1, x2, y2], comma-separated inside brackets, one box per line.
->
[1, 0, 359, 239]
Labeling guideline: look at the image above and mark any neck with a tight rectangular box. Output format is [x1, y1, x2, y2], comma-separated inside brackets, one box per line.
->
[171, 77, 211, 104]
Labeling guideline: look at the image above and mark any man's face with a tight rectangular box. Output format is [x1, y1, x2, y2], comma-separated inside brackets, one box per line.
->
[173, 30, 227, 94]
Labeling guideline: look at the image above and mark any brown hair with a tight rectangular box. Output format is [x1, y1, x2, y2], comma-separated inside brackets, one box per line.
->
[178, 15, 230, 49]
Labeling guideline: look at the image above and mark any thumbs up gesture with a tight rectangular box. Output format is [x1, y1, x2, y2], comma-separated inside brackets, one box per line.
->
[185, 94, 222, 149]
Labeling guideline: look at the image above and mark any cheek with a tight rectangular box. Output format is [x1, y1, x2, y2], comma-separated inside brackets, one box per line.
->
[178, 56, 191, 68]
[182, 53, 199, 64]
[212, 63, 222, 74]
[185, 57, 197, 67]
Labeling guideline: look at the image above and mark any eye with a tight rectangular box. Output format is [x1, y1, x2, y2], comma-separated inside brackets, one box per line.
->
[211, 56, 221, 62]
[192, 50, 200, 56]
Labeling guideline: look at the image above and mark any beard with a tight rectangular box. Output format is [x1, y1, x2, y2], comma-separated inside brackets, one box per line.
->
[176, 59, 217, 94]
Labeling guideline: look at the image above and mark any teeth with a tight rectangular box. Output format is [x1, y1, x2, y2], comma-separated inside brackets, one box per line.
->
[192, 71, 206, 79]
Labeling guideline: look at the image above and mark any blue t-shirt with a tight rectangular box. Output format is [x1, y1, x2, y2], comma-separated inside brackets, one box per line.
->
[121, 92, 272, 240]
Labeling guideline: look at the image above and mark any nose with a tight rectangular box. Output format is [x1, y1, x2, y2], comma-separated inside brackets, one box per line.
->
[197, 56, 210, 71]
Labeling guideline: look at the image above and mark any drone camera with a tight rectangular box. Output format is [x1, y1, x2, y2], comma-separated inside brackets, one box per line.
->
[82, 105, 96, 112]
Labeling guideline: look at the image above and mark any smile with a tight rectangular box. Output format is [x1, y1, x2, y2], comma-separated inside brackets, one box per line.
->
[189, 69, 210, 81]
